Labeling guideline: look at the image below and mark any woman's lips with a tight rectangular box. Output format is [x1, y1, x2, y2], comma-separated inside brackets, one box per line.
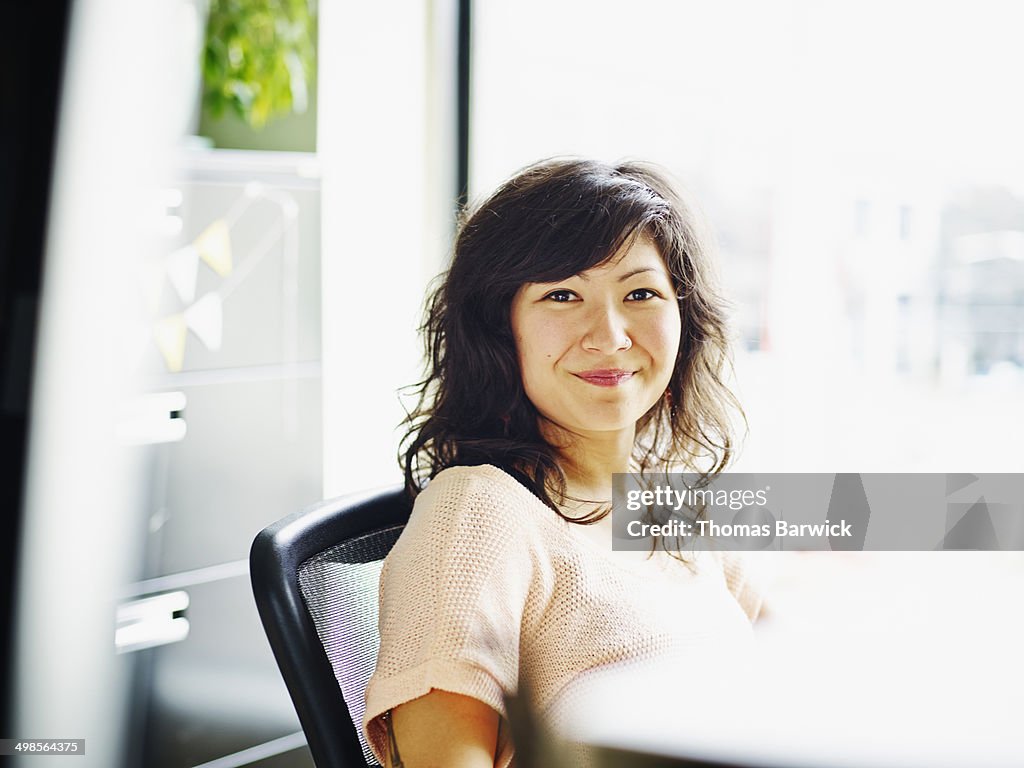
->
[574, 369, 635, 387]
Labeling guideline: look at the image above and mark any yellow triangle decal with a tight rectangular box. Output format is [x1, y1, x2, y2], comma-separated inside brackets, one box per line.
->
[154, 314, 187, 372]
[194, 219, 232, 277]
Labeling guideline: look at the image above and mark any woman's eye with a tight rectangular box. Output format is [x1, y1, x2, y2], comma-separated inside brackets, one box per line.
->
[626, 288, 658, 301]
[544, 290, 577, 302]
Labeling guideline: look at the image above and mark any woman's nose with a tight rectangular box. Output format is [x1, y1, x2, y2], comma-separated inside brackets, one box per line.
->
[581, 305, 632, 353]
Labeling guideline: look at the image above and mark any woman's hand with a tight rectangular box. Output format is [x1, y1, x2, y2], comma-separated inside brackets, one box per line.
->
[385, 689, 499, 768]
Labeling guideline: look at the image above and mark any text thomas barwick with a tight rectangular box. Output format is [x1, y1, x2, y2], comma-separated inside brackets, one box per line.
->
[625, 519, 853, 538]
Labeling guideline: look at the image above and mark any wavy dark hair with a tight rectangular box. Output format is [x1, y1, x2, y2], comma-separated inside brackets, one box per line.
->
[400, 157, 744, 520]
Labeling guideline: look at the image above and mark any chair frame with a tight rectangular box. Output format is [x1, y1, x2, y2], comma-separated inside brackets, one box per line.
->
[250, 485, 412, 768]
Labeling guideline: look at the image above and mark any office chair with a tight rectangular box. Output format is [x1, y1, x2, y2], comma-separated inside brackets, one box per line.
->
[250, 485, 413, 768]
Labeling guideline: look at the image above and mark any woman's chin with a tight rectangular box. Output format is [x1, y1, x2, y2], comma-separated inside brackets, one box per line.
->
[566, 415, 642, 437]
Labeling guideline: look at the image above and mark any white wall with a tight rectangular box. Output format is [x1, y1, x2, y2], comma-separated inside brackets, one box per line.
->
[318, 1, 453, 496]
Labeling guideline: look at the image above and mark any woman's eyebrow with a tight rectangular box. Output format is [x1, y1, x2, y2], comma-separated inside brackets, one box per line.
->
[574, 266, 663, 283]
[616, 266, 660, 282]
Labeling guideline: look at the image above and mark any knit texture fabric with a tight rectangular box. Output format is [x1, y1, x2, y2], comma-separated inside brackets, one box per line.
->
[363, 464, 761, 766]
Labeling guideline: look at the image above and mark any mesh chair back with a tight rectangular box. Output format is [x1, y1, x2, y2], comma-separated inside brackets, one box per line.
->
[298, 526, 403, 766]
[251, 486, 411, 768]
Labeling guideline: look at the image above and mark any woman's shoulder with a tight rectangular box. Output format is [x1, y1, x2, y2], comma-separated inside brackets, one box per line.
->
[418, 463, 544, 509]
[427, 462, 535, 494]
[383, 464, 560, 589]
[407, 463, 559, 538]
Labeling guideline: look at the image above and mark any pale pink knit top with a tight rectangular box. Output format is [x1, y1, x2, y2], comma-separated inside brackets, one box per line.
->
[363, 464, 762, 766]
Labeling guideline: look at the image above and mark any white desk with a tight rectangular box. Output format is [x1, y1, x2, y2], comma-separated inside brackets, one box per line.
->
[566, 553, 1024, 767]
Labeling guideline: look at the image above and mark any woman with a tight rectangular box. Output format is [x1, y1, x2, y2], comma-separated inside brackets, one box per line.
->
[363, 158, 762, 767]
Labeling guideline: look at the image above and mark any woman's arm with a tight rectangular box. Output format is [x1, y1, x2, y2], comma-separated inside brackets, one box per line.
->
[385, 689, 499, 768]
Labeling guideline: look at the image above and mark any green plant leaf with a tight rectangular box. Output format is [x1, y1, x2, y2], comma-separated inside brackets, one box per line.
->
[201, 0, 316, 130]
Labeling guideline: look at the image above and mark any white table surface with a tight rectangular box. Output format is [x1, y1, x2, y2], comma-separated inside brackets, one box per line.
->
[566, 552, 1024, 768]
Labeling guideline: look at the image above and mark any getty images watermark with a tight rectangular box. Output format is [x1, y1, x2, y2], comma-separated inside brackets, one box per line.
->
[611, 473, 1024, 551]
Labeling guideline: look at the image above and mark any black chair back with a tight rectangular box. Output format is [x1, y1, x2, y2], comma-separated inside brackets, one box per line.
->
[250, 485, 412, 768]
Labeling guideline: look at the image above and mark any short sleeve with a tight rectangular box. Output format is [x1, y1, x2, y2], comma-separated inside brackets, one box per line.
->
[362, 466, 535, 765]
[713, 550, 765, 623]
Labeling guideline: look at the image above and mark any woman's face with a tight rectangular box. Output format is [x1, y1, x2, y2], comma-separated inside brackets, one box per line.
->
[509, 236, 682, 442]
